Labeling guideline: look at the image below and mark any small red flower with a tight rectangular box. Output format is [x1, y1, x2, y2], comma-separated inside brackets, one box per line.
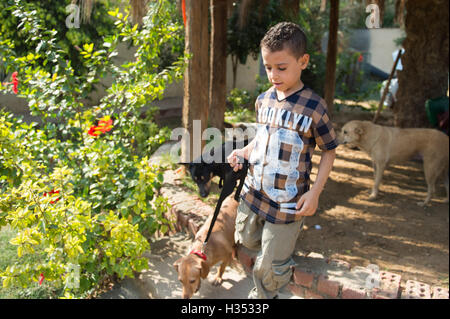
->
[43, 189, 60, 204]
[88, 125, 102, 137]
[38, 273, 45, 285]
[87, 115, 114, 137]
[358, 54, 364, 63]
[96, 115, 113, 132]
[2, 71, 19, 94]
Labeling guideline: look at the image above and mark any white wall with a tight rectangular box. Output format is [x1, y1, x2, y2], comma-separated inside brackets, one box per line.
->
[0, 42, 261, 118]
[349, 28, 404, 73]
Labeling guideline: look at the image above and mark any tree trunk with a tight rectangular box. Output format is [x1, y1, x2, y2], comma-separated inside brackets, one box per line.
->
[182, 0, 209, 162]
[209, 0, 228, 131]
[393, 0, 449, 128]
[231, 55, 238, 89]
[281, 0, 300, 21]
[323, 0, 339, 115]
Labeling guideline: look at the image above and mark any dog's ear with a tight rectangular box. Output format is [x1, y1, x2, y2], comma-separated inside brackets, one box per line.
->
[354, 126, 364, 136]
[173, 258, 182, 273]
[198, 260, 210, 279]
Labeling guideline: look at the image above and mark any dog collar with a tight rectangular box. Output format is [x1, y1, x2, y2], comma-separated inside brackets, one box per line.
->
[190, 250, 207, 261]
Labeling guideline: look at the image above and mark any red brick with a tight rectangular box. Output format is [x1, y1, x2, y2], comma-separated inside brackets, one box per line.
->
[341, 285, 367, 299]
[373, 294, 391, 299]
[432, 286, 449, 299]
[304, 289, 324, 299]
[401, 280, 431, 299]
[293, 268, 315, 288]
[171, 208, 182, 231]
[288, 283, 306, 298]
[187, 219, 198, 236]
[177, 211, 189, 228]
[317, 275, 341, 298]
[371, 271, 401, 299]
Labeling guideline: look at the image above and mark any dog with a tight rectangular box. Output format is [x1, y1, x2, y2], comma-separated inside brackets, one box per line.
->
[188, 138, 250, 198]
[173, 195, 238, 299]
[339, 120, 449, 206]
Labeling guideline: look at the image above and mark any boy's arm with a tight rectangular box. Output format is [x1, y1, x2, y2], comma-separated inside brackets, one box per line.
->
[227, 138, 256, 171]
[295, 148, 336, 216]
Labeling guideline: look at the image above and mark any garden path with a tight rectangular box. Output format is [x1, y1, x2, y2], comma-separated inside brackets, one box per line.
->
[99, 142, 299, 299]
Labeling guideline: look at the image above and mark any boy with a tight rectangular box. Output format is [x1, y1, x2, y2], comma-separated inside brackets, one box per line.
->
[227, 22, 338, 299]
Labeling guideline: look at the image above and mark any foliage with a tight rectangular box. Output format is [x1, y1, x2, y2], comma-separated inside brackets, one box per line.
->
[227, 0, 285, 87]
[0, 0, 117, 79]
[227, 88, 252, 110]
[0, 0, 186, 298]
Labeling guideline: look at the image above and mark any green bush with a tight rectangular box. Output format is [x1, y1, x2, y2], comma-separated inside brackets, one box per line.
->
[0, 0, 116, 79]
[0, 0, 186, 298]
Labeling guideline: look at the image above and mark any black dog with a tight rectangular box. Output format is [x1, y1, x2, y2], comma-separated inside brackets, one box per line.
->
[188, 139, 250, 199]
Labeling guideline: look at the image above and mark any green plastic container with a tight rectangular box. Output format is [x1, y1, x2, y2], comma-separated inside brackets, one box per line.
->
[425, 96, 449, 127]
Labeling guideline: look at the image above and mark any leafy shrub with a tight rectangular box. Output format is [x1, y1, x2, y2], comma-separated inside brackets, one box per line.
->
[0, 0, 186, 298]
[0, 0, 116, 79]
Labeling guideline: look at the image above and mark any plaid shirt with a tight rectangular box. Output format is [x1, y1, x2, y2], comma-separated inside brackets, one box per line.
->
[241, 85, 338, 224]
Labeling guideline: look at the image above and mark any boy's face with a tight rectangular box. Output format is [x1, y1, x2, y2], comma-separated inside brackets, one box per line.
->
[261, 46, 309, 96]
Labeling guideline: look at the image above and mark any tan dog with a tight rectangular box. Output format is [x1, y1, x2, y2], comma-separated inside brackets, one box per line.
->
[173, 195, 238, 299]
[339, 120, 449, 206]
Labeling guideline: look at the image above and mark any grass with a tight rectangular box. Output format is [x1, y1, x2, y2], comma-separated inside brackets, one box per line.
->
[0, 226, 18, 299]
[225, 108, 256, 124]
[0, 225, 61, 299]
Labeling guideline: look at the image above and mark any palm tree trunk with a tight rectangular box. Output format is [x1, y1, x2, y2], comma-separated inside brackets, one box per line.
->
[182, 0, 210, 162]
[209, 0, 228, 131]
[393, 0, 449, 128]
[323, 0, 339, 115]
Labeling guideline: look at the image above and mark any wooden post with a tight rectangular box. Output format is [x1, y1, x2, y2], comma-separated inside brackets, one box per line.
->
[182, 0, 209, 163]
[209, 0, 228, 131]
[323, 0, 339, 115]
[373, 50, 402, 123]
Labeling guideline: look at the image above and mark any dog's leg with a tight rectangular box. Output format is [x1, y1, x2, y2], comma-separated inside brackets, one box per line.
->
[212, 260, 229, 286]
[444, 173, 449, 203]
[419, 163, 439, 206]
[369, 161, 386, 200]
[419, 182, 435, 207]
[445, 173, 449, 203]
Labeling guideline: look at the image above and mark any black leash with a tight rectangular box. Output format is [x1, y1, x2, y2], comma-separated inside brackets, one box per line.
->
[202, 158, 249, 252]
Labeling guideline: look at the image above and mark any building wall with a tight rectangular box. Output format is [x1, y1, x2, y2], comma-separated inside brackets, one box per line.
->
[0, 41, 261, 119]
[348, 28, 404, 73]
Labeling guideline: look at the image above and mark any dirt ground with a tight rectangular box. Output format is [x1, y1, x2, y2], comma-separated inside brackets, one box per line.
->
[160, 104, 448, 290]
[186, 106, 449, 288]
[300, 143, 449, 288]
[301, 108, 449, 288]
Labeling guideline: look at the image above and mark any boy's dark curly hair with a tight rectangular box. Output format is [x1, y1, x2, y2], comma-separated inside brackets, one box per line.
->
[260, 22, 307, 59]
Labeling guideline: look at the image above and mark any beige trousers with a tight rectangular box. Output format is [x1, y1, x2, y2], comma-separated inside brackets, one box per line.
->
[235, 200, 304, 299]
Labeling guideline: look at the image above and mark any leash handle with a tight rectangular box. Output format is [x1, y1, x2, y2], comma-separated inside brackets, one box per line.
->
[203, 158, 249, 246]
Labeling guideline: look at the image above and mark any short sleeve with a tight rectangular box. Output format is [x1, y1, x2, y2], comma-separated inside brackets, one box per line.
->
[312, 99, 339, 151]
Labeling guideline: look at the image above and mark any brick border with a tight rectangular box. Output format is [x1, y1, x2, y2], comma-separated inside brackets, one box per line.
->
[162, 171, 449, 300]
[236, 247, 449, 299]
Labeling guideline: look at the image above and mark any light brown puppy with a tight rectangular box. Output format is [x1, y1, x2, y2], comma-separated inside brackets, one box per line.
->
[339, 120, 449, 206]
[173, 195, 238, 299]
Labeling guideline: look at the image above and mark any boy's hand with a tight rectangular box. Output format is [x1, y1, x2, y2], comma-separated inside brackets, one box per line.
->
[227, 149, 246, 172]
[295, 190, 320, 216]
